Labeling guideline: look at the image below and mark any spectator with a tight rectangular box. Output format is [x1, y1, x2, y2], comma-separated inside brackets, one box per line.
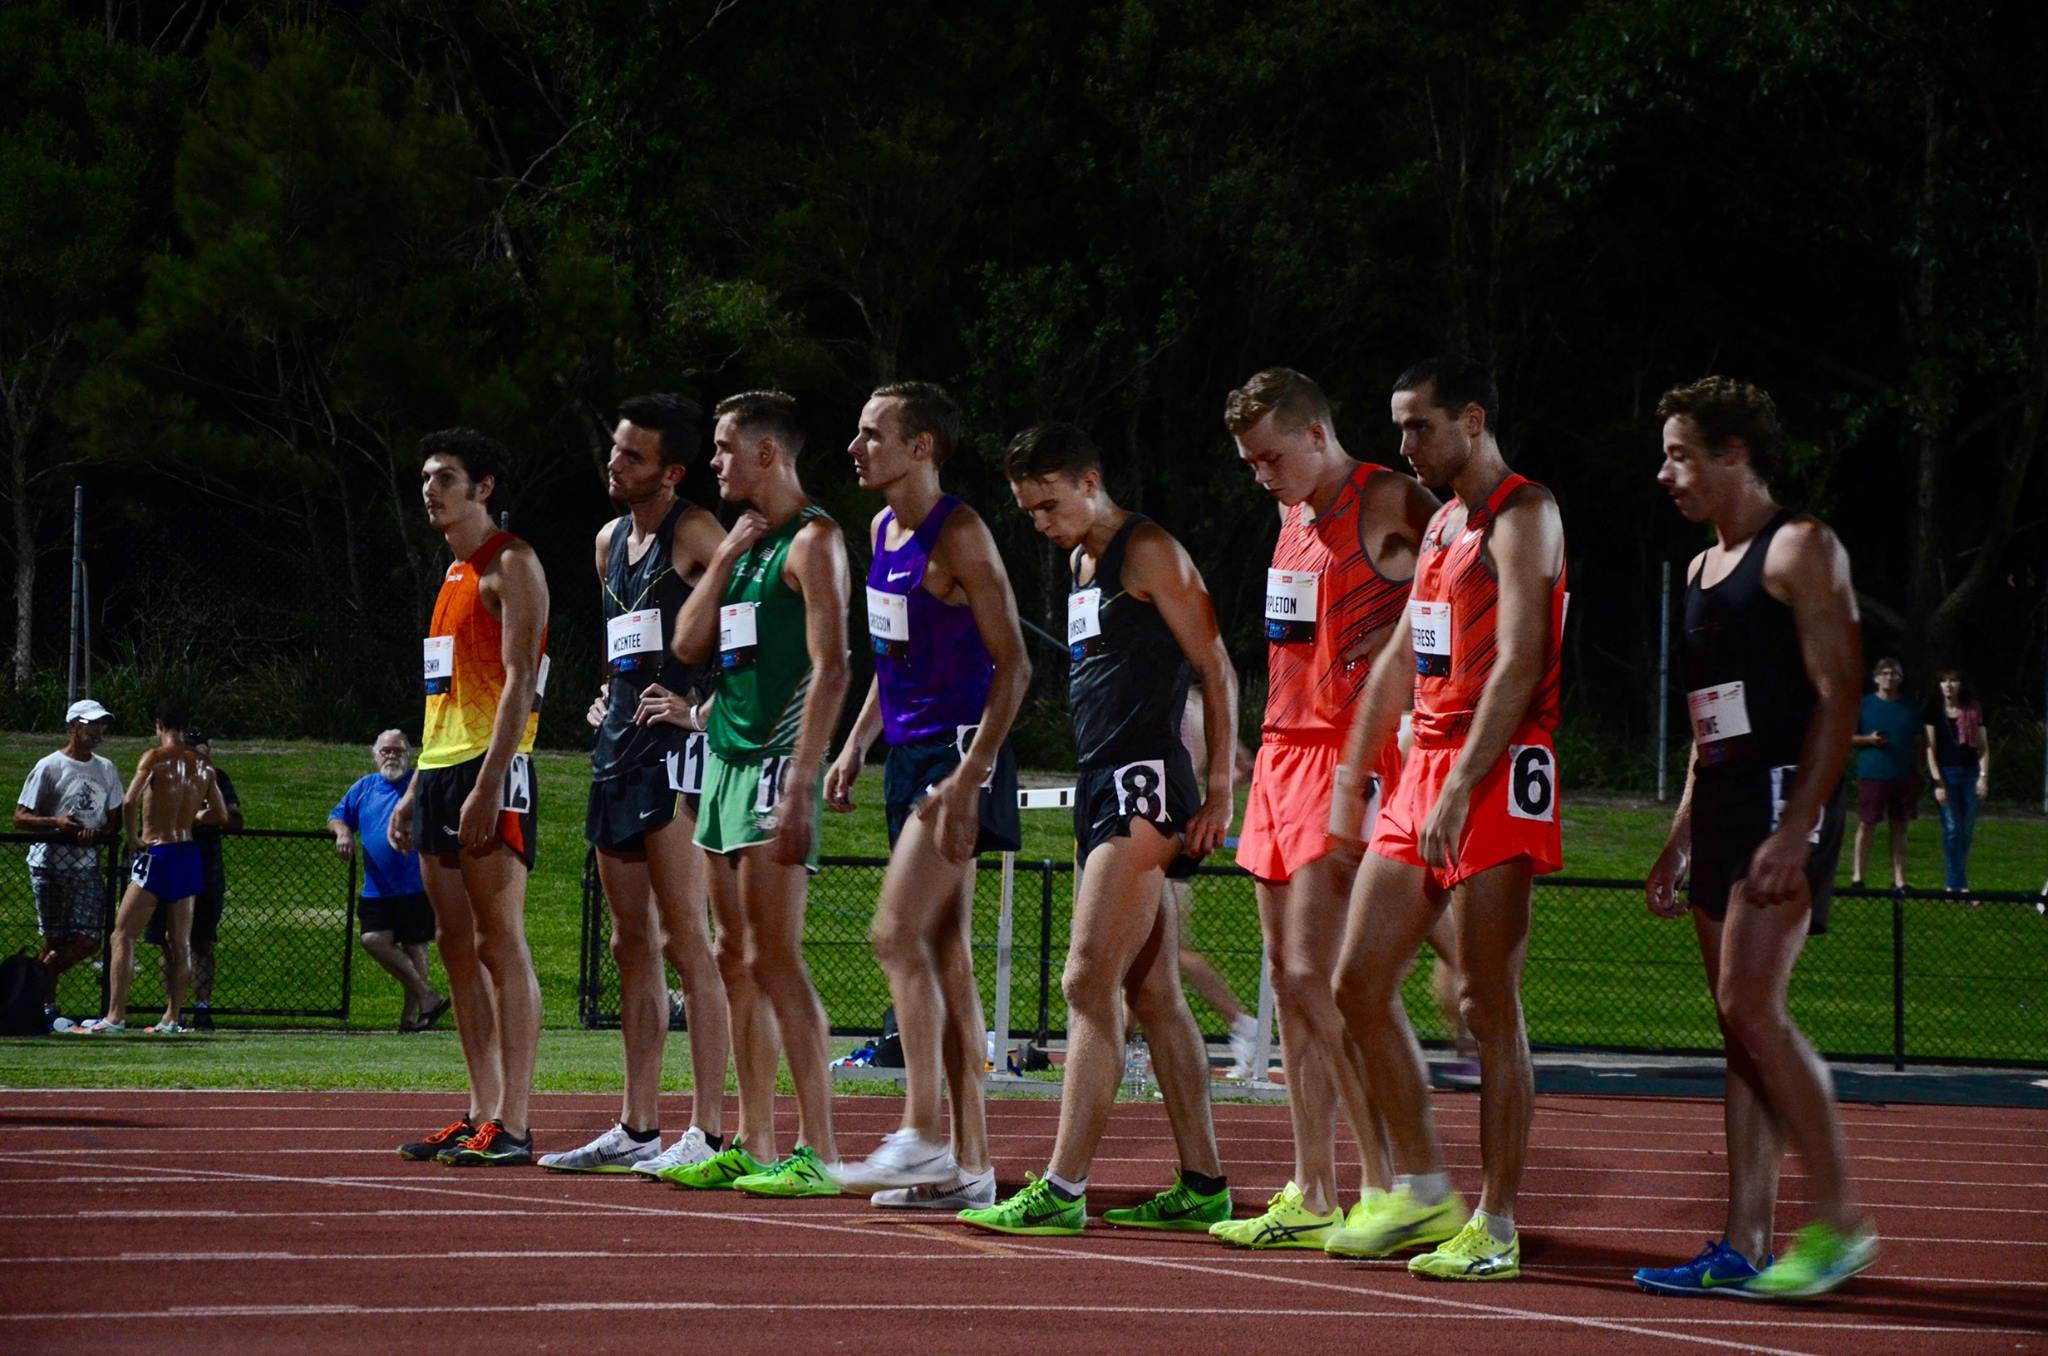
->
[328, 730, 447, 1031]
[1922, 669, 1990, 896]
[1851, 656, 1919, 890]
[145, 728, 241, 1028]
[13, 699, 124, 1026]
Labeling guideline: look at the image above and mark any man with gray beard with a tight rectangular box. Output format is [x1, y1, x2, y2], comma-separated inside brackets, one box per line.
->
[329, 730, 448, 1031]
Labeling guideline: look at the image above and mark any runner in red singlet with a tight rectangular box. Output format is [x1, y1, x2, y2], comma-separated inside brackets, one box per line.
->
[1214, 368, 1438, 1251]
[1328, 355, 1566, 1281]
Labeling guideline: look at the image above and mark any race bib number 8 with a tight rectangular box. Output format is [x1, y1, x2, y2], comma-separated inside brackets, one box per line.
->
[867, 586, 911, 660]
[1506, 744, 1556, 822]
[1264, 569, 1319, 644]
[1113, 759, 1168, 823]
[1410, 600, 1451, 677]
[666, 732, 708, 796]
[607, 610, 664, 674]
[719, 602, 760, 671]
[1068, 588, 1104, 662]
[423, 636, 454, 695]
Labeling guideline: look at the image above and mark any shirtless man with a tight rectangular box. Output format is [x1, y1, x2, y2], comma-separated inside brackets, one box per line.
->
[1330, 355, 1568, 1280]
[1218, 367, 1437, 1250]
[829, 382, 1029, 1209]
[542, 394, 740, 1178]
[963, 421, 1236, 1236]
[391, 428, 551, 1168]
[71, 702, 229, 1035]
[1634, 376, 1877, 1299]
[669, 390, 851, 1197]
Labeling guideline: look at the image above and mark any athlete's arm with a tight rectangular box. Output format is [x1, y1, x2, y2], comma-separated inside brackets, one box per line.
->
[825, 679, 883, 813]
[916, 507, 1032, 861]
[459, 540, 549, 850]
[1746, 517, 1860, 907]
[1125, 525, 1236, 857]
[1331, 607, 1414, 856]
[1418, 485, 1564, 871]
[121, 753, 154, 849]
[774, 518, 852, 866]
[672, 512, 769, 666]
[1647, 745, 1698, 919]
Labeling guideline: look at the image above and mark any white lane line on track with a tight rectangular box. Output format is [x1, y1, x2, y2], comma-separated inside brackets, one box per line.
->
[0, 1299, 2040, 1343]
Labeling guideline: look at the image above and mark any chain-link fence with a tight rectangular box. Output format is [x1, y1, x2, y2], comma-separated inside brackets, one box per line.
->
[1, 830, 355, 1021]
[579, 857, 2048, 1069]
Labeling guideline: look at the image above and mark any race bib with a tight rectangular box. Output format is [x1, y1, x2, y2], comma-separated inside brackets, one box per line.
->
[531, 653, 551, 712]
[1410, 600, 1451, 677]
[867, 586, 911, 660]
[1769, 764, 1825, 845]
[1264, 569, 1319, 644]
[422, 636, 454, 695]
[607, 610, 664, 674]
[956, 724, 995, 790]
[1068, 587, 1104, 661]
[719, 602, 759, 671]
[753, 754, 794, 824]
[1328, 770, 1383, 840]
[1506, 744, 1556, 822]
[1113, 759, 1168, 823]
[502, 753, 533, 814]
[1687, 682, 1752, 766]
[666, 731, 708, 796]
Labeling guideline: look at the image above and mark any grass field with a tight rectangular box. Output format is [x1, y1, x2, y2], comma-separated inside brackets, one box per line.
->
[2, 731, 2042, 1090]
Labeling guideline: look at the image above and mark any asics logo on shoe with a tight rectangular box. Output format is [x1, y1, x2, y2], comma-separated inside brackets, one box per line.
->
[1462, 1254, 1515, 1277]
[1257, 1220, 1330, 1245]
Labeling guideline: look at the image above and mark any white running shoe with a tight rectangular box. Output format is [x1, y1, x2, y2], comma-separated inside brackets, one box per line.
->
[872, 1165, 997, 1210]
[630, 1126, 715, 1180]
[1226, 1014, 1259, 1079]
[838, 1128, 958, 1193]
[538, 1123, 661, 1174]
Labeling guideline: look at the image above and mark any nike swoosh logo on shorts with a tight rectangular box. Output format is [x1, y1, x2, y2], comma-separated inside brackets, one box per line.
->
[640, 807, 662, 819]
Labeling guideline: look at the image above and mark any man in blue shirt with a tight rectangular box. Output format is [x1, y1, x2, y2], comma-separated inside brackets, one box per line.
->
[329, 729, 448, 1030]
[1851, 657, 1920, 890]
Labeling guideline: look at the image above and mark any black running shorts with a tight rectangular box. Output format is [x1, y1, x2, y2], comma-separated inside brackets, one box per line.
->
[413, 753, 537, 871]
[882, 732, 1022, 854]
[1075, 745, 1201, 882]
[1689, 767, 1847, 936]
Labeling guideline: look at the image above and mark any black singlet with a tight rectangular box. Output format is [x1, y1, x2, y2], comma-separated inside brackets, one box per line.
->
[1680, 510, 1813, 778]
[591, 501, 713, 782]
[1067, 514, 1191, 769]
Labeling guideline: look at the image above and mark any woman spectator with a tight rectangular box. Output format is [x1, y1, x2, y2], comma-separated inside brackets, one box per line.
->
[1922, 668, 1990, 895]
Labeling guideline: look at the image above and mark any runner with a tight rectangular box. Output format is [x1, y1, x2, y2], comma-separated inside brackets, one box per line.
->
[1215, 366, 1437, 1250]
[668, 389, 851, 1197]
[828, 381, 1029, 1210]
[962, 420, 1236, 1237]
[1328, 355, 1567, 1280]
[1635, 377, 1877, 1298]
[69, 702, 229, 1035]
[390, 428, 551, 1168]
[541, 394, 742, 1178]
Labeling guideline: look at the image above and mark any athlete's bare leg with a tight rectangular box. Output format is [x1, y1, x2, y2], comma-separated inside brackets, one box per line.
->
[706, 853, 778, 1156]
[649, 805, 729, 1137]
[156, 898, 193, 1026]
[1333, 854, 1450, 1178]
[1168, 881, 1244, 1025]
[1451, 860, 1535, 1220]
[737, 848, 836, 1162]
[1426, 911, 1475, 1058]
[420, 854, 499, 1125]
[598, 846, 671, 1133]
[99, 885, 159, 1027]
[869, 813, 981, 1148]
[1692, 908, 1785, 1264]
[458, 847, 541, 1138]
[1123, 874, 1222, 1180]
[1047, 821, 1180, 1182]
[930, 864, 990, 1172]
[1715, 880, 1863, 1235]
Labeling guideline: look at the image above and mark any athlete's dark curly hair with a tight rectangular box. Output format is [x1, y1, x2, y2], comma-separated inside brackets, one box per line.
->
[1656, 376, 1783, 483]
[419, 427, 511, 510]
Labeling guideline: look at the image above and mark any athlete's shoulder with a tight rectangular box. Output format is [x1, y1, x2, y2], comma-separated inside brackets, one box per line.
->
[594, 515, 625, 553]
[866, 505, 890, 548]
[1499, 476, 1559, 515]
[933, 497, 994, 550]
[1764, 512, 1850, 586]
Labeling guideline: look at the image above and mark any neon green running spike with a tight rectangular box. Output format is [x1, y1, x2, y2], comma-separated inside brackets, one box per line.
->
[1322, 1184, 1466, 1258]
[1408, 1215, 1520, 1280]
[657, 1141, 768, 1190]
[733, 1144, 842, 1198]
[1208, 1180, 1340, 1249]
[1102, 1174, 1231, 1231]
[958, 1173, 1085, 1236]
[1744, 1221, 1878, 1299]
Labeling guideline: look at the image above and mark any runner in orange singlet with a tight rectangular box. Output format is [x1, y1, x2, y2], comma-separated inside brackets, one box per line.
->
[390, 428, 552, 1168]
[1328, 355, 1566, 1281]
[1214, 368, 1438, 1251]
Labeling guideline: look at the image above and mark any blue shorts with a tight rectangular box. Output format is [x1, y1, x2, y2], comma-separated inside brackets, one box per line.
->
[130, 842, 205, 904]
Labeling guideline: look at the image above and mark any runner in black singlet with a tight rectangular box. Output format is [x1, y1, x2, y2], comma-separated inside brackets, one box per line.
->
[1637, 377, 1877, 1300]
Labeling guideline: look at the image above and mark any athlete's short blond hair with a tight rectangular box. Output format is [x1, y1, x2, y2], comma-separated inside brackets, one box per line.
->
[1223, 368, 1332, 437]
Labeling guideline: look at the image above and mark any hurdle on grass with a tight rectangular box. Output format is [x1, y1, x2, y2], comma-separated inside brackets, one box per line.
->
[988, 783, 1276, 1085]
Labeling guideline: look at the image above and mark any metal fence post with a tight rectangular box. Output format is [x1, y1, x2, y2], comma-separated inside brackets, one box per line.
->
[993, 851, 1015, 1047]
[338, 848, 356, 1023]
[1035, 861, 1054, 1045]
[1891, 893, 1907, 1071]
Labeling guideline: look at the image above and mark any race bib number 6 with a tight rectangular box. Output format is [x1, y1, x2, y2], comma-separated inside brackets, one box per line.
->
[1506, 744, 1555, 822]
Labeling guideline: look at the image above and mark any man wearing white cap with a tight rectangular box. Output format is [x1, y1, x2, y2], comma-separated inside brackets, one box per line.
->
[13, 700, 125, 1025]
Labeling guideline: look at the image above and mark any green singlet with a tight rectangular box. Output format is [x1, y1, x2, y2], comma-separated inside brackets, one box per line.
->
[708, 505, 830, 762]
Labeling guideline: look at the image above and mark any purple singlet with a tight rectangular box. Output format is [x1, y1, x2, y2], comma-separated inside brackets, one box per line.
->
[866, 496, 994, 746]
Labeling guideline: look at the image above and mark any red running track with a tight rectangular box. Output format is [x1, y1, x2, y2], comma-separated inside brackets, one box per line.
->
[0, 1088, 2044, 1354]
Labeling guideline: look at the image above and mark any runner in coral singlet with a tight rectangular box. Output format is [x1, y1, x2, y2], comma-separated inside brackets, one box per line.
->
[389, 428, 550, 1169]
[1328, 355, 1567, 1283]
[1217, 367, 1438, 1252]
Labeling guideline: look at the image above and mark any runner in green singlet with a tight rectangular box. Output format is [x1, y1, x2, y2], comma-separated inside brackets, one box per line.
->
[670, 390, 852, 1197]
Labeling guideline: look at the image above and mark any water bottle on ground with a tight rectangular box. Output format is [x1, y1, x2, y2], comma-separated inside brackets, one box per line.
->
[1123, 1036, 1153, 1100]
